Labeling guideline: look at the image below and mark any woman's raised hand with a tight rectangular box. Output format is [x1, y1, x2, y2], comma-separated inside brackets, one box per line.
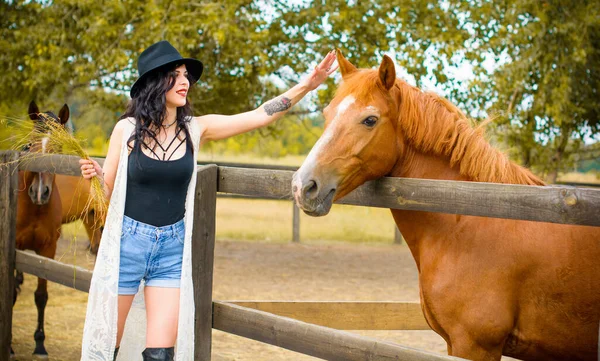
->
[79, 158, 102, 180]
[300, 50, 339, 91]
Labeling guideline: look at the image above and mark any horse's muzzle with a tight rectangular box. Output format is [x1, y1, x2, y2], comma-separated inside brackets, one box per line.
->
[28, 183, 51, 205]
[292, 172, 336, 217]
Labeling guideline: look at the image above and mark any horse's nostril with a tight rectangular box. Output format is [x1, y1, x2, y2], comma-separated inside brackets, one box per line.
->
[292, 185, 298, 193]
[302, 180, 319, 200]
[43, 187, 50, 196]
[28, 185, 35, 196]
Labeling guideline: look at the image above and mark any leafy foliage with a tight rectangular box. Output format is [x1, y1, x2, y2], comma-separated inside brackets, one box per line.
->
[1, 0, 598, 177]
[448, 0, 600, 180]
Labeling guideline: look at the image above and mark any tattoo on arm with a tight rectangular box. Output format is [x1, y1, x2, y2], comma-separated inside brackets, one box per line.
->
[264, 96, 292, 116]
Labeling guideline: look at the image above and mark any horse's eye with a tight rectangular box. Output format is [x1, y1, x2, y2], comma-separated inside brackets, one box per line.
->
[362, 116, 378, 127]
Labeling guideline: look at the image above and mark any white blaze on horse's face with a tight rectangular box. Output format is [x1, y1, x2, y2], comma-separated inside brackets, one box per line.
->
[37, 137, 50, 203]
[292, 95, 356, 202]
[304, 95, 355, 167]
[41, 137, 49, 154]
[29, 135, 53, 205]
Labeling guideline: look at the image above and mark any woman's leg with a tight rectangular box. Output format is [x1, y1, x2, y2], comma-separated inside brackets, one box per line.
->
[117, 295, 135, 347]
[144, 286, 180, 347]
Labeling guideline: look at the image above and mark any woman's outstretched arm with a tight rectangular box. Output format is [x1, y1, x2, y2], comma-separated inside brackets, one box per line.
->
[196, 50, 338, 143]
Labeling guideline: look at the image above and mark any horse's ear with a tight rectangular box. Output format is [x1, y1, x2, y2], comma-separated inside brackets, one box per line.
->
[378, 55, 396, 91]
[335, 48, 357, 78]
[28, 101, 39, 120]
[58, 104, 70, 125]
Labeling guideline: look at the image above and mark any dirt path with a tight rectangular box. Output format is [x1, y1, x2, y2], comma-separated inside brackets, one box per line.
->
[11, 236, 449, 360]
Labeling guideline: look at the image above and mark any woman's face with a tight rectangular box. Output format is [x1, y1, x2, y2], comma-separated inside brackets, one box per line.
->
[165, 64, 190, 108]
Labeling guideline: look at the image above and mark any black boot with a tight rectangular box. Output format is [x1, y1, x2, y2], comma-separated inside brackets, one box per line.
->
[142, 347, 174, 361]
[113, 347, 119, 361]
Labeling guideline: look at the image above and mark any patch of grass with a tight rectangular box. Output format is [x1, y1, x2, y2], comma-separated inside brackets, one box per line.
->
[199, 152, 305, 167]
[216, 198, 398, 244]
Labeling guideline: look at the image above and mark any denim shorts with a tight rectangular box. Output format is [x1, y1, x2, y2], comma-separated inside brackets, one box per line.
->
[118, 215, 185, 295]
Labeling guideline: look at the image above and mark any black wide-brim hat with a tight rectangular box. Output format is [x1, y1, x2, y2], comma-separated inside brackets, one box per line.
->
[130, 40, 203, 98]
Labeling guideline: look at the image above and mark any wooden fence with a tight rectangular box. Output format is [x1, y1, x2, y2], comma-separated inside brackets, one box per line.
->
[2, 151, 600, 361]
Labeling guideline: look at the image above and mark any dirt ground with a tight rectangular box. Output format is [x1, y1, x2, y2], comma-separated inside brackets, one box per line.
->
[12, 235, 459, 360]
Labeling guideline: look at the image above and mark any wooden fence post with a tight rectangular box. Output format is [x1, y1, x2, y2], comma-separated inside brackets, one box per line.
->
[192, 165, 218, 361]
[292, 202, 300, 243]
[0, 151, 18, 361]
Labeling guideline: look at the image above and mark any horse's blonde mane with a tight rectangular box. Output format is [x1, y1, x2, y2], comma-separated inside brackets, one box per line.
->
[336, 70, 545, 185]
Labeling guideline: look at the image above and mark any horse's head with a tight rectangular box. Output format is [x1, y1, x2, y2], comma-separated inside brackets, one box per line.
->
[25, 101, 69, 205]
[293, 51, 400, 216]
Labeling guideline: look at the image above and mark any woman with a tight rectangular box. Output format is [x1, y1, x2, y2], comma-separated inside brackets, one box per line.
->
[79, 40, 337, 361]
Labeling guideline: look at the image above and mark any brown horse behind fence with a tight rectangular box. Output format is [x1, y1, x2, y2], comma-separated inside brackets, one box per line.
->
[14, 101, 69, 359]
[292, 51, 600, 361]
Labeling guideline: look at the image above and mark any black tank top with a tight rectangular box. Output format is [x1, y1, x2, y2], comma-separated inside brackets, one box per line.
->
[124, 134, 194, 227]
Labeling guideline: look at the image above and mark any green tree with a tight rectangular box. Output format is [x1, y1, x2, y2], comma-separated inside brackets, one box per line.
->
[0, 1, 302, 117]
[2, 0, 598, 178]
[450, 0, 600, 181]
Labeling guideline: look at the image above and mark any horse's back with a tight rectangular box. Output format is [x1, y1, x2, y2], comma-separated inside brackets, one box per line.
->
[54, 174, 92, 223]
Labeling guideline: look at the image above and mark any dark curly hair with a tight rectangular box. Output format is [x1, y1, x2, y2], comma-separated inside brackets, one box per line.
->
[120, 63, 196, 163]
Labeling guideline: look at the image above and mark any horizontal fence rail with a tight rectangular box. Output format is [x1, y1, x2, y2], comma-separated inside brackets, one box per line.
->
[17, 153, 85, 176]
[213, 302, 462, 361]
[218, 167, 600, 227]
[15, 250, 92, 292]
[227, 301, 430, 330]
[14, 153, 600, 226]
[15, 153, 299, 175]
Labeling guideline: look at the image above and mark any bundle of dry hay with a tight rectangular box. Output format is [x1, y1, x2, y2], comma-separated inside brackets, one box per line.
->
[0, 113, 108, 222]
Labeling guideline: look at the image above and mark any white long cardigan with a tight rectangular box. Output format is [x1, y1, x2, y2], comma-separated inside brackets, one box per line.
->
[81, 117, 201, 361]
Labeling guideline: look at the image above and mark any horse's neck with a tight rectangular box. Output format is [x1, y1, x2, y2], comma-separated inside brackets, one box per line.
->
[390, 149, 467, 181]
[385, 86, 544, 266]
[389, 149, 468, 270]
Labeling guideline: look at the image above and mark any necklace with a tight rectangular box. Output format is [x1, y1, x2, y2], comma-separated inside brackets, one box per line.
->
[162, 118, 177, 128]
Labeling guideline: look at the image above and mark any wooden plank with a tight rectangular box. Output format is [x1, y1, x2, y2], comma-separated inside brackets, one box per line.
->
[213, 301, 461, 361]
[192, 165, 218, 361]
[218, 167, 600, 227]
[16, 153, 296, 175]
[228, 301, 429, 330]
[17, 153, 105, 176]
[15, 250, 92, 292]
[198, 161, 297, 171]
[0, 151, 18, 361]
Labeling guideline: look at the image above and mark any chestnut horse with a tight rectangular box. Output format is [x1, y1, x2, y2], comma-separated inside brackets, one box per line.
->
[292, 51, 600, 361]
[55, 174, 105, 255]
[13, 101, 69, 359]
